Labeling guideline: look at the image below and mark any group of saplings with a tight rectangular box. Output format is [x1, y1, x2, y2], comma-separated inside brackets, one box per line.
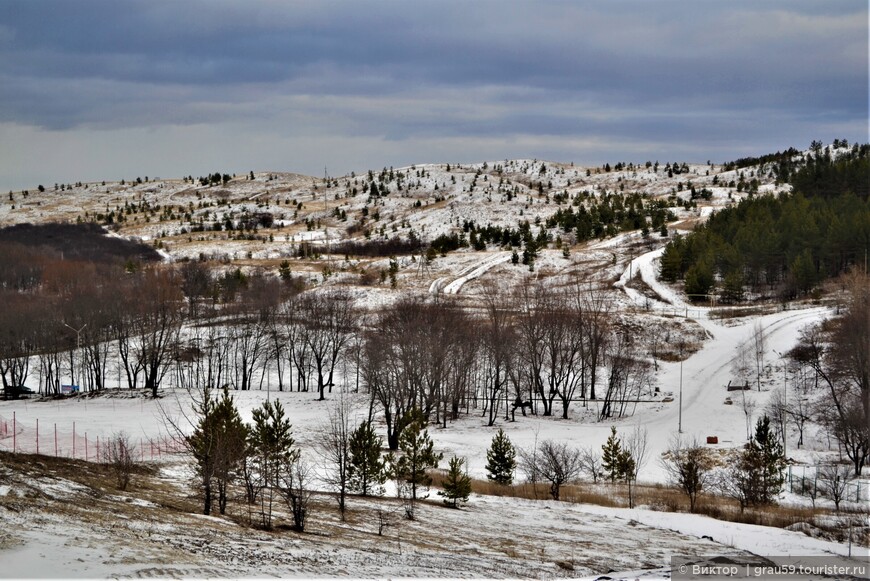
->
[185, 392, 473, 531]
[482, 418, 794, 516]
[181, 389, 806, 531]
[481, 426, 646, 505]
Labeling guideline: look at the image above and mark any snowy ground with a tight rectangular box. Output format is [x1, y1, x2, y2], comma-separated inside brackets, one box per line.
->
[0, 451, 864, 580]
[1, 285, 867, 578]
[1, 146, 867, 577]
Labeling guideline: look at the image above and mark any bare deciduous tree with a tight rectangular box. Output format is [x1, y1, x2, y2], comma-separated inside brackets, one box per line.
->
[319, 394, 354, 519]
[519, 440, 582, 501]
[282, 457, 314, 532]
[623, 425, 649, 508]
[102, 431, 136, 491]
[578, 445, 602, 483]
[752, 319, 767, 391]
[789, 273, 870, 476]
[299, 290, 356, 401]
[660, 436, 713, 512]
[819, 463, 851, 512]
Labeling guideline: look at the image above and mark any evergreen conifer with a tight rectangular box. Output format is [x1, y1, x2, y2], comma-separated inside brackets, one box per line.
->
[348, 420, 386, 496]
[485, 428, 516, 485]
[439, 456, 472, 508]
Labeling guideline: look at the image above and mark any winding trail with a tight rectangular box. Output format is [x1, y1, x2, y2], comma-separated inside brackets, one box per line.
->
[613, 246, 832, 478]
[431, 252, 512, 295]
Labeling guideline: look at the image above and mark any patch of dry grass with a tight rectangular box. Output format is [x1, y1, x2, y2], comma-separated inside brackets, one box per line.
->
[430, 466, 868, 546]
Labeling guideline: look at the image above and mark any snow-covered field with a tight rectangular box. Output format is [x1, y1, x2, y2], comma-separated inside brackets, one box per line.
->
[1, 248, 867, 578]
[0, 447, 865, 579]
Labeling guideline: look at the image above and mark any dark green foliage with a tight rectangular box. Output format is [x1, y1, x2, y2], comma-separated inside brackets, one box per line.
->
[790, 144, 870, 199]
[659, 238, 683, 282]
[789, 249, 818, 295]
[660, 145, 870, 301]
[601, 426, 624, 482]
[616, 448, 635, 483]
[211, 388, 249, 515]
[348, 420, 387, 496]
[601, 426, 634, 485]
[394, 416, 442, 501]
[250, 400, 296, 470]
[439, 456, 472, 508]
[749, 415, 787, 504]
[188, 387, 249, 515]
[429, 232, 466, 254]
[726, 415, 787, 510]
[545, 192, 676, 242]
[722, 147, 802, 177]
[684, 260, 715, 300]
[720, 269, 745, 304]
[249, 399, 298, 529]
[485, 428, 516, 485]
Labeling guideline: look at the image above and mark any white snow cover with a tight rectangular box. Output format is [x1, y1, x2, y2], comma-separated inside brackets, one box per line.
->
[0, 148, 866, 578]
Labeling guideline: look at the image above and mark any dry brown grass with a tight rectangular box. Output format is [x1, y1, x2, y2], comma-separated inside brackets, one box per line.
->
[429, 467, 867, 543]
[709, 305, 783, 320]
[4, 451, 865, 551]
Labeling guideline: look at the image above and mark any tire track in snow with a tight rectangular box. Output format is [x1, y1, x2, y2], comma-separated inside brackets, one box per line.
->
[433, 252, 512, 295]
[642, 307, 831, 438]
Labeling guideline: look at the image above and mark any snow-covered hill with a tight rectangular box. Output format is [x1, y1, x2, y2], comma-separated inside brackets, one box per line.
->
[1, 144, 867, 577]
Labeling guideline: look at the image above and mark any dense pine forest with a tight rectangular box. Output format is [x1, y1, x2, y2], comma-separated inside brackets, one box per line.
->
[660, 143, 870, 302]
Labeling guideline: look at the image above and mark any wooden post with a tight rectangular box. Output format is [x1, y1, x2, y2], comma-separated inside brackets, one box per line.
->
[36, 418, 39, 455]
[73, 421, 76, 459]
[12, 412, 16, 453]
[54, 423, 58, 456]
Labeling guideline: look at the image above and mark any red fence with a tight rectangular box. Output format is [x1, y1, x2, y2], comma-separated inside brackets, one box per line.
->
[0, 412, 186, 462]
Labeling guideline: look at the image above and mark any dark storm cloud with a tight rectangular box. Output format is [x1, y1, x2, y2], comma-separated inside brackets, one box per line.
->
[0, 0, 866, 188]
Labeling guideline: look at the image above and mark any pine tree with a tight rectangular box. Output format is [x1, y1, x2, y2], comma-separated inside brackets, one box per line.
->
[684, 259, 714, 299]
[616, 448, 635, 483]
[348, 420, 386, 496]
[659, 238, 683, 281]
[725, 415, 787, 510]
[188, 386, 248, 516]
[601, 426, 623, 482]
[485, 428, 516, 485]
[752, 415, 786, 504]
[616, 446, 637, 506]
[394, 417, 442, 501]
[439, 456, 472, 508]
[211, 387, 249, 515]
[188, 388, 219, 516]
[249, 399, 298, 529]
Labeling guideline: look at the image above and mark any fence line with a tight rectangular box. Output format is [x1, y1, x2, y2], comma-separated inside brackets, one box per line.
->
[0, 412, 186, 463]
[787, 464, 868, 503]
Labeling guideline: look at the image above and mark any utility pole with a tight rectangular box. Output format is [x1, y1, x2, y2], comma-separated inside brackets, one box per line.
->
[678, 341, 684, 434]
[323, 166, 329, 212]
[774, 349, 788, 457]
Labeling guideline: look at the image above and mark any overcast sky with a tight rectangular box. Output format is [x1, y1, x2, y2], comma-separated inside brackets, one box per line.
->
[0, 0, 867, 191]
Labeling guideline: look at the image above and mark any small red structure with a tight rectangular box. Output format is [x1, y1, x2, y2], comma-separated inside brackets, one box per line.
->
[706, 436, 719, 444]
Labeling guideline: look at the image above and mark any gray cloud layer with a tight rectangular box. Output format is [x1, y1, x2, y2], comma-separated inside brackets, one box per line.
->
[0, 0, 866, 189]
